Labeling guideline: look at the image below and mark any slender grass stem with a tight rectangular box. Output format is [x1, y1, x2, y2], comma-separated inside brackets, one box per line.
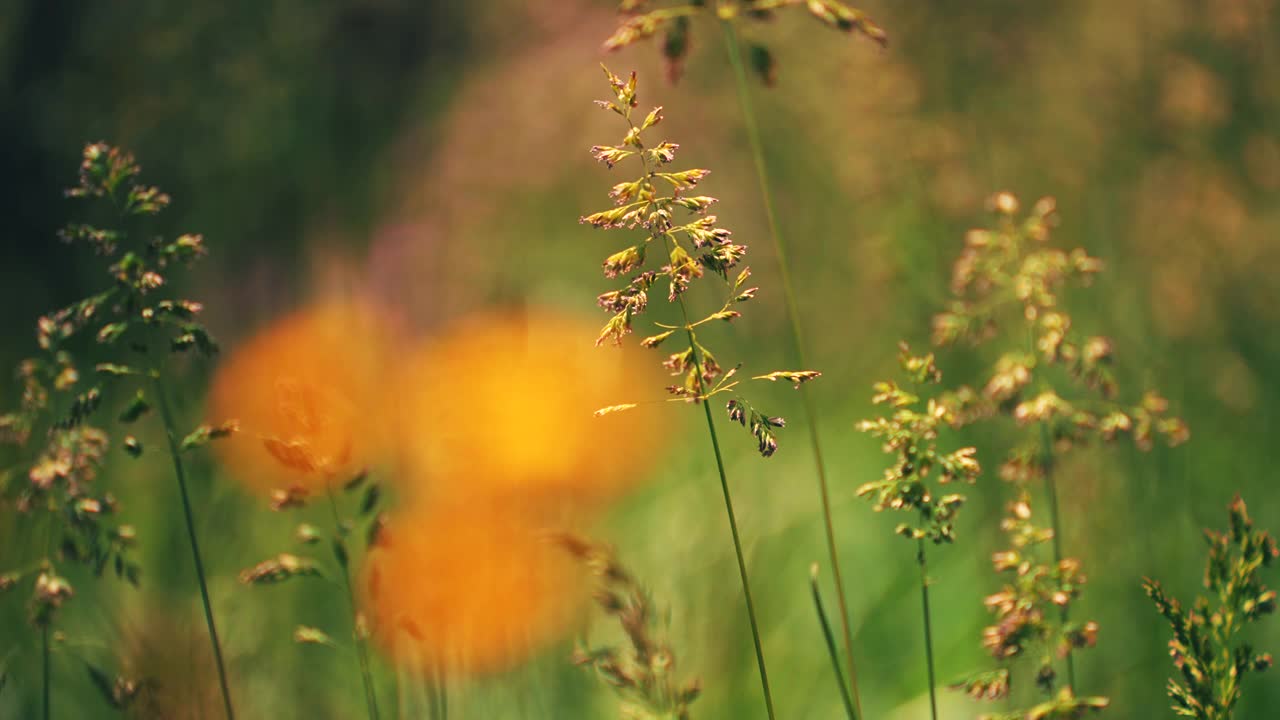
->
[1027, 327, 1077, 690]
[437, 668, 448, 720]
[810, 565, 858, 720]
[41, 623, 50, 720]
[916, 539, 939, 720]
[694, 391, 776, 720]
[1038, 420, 1076, 689]
[670, 269, 776, 720]
[719, 20, 864, 714]
[324, 485, 381, 720]
[40, 510, 55, 720]
[152, 375, 236, 720]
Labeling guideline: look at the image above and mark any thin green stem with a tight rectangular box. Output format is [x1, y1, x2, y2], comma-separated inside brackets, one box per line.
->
[437, 668, 448, 720]
[1027, 326, 1077, 690]
[671, 271, 776, 720]
[324, 486, 381, 720]
[917, 539, 939, 720]
[810, 565, 858, 720]
[152, 375, 236, 720]
[719, 19, 863, 715]
[40, 508, 55, 720]
[41, 623, 50, 720]
[1038, 420, 1076, 689]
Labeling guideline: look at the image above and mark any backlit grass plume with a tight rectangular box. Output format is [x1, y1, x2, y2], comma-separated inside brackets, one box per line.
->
[951, 492, 1110, 719]
[603, 0, 886, 85]
[582, 66, 817, 459]
[560, 535, 701, 720]
[857, 343, 980, 720]
[581, 66, 823, 718]
[601, 2, 882, 705]
[1144, 495, 1276, 720]
[857, 344, 979, 545]
[0, 144, 235, 718]
[932, 193, 1188, 715]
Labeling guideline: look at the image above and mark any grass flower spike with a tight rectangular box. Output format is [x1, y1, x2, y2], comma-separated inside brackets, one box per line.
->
[1144, 496, 1277, 720]
[581, 66, 824, 718]
[933, 193, 1189, 715]
[601, 2, 886, 704]
[0, 144, 235, 718]
[857, 344, 979, 545]
[582, 66, 815, 458]
[858, 343, 980, 719]
[603, 0, 885, 85]
[561, 536, 701, 720]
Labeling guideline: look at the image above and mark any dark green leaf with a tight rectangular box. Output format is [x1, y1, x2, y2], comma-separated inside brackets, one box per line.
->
[331, 538, 349, 570]
[85, 664, 121, 709]
[360, 483, 382, 516]
[343, 469, 369, 492]
[118, 391, 151, 423]
[748, 43, 777, 87]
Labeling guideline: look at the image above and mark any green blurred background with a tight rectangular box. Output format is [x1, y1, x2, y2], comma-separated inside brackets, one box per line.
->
[2, 0, 1278, 717]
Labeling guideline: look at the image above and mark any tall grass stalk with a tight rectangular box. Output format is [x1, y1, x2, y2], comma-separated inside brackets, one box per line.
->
[41, 513, 54, 720]
[153, 375, 237, 720]
[916, 539, 940, 720]
[719, 20, 863, 714]
[1037, 420, 1076, 690]
[41, 623, 50, 720]
[810, 565, 858, 720]
[324, 485, 381, 720]
[585, 68, 801, 719]
[1027, 325, 1076, 691]
[673, 269, 777, 720]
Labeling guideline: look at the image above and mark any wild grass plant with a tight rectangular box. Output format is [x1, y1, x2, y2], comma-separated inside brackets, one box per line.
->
[858, 345, 981, 719]
[0, 144, 235, 718]
[1145, 496, 1276, 720]
[560, 535, 702, 720]
[581, 65, 825, 718]
[927, 194, 1191, 717]
[601, 3, 890, 706]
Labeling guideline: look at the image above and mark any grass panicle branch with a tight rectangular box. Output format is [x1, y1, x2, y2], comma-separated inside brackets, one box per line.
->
[561, 537, 702, 720]
[602, 1, 885, 85]
[579, 65, 827, 718]
[600, 3, 888, 706]
[928, 192, 1189, 715]
[0, 144, 233, 718]
[239, 467, 386, 720]
[1145, 495, 1277, 720]
[858, 344, 978, 719]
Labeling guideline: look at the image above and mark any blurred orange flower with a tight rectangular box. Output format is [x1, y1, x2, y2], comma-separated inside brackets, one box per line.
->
[361, 496, 589, 675]
[393, 309, 668, 505]
[207, 301, 395, 495]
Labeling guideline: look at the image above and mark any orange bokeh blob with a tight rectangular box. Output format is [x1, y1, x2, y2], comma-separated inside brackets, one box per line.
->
[207, 301, 395, 494]
[392, 309, 669, 505]
[360, 496, 589, 675]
